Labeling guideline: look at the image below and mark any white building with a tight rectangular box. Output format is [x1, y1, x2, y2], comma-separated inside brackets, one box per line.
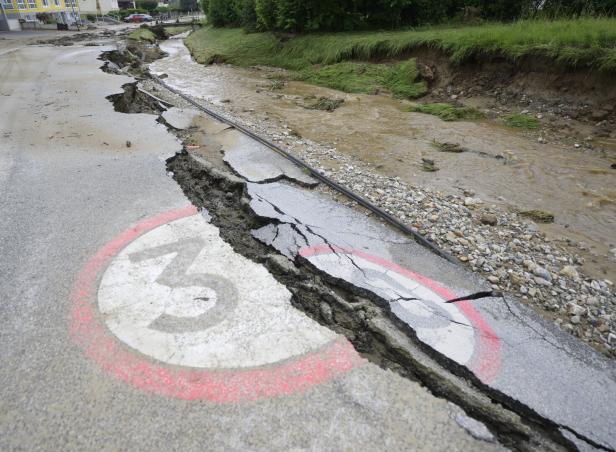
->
[76, 0, 118, 15]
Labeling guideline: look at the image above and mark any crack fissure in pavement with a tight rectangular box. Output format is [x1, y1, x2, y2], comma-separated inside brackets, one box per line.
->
[165, 150, 580, 452]
[100, 51, 595, 452]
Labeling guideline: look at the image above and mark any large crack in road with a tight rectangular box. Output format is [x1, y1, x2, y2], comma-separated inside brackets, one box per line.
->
[99, 45, 612, 452]
[165, 151, 577, 452]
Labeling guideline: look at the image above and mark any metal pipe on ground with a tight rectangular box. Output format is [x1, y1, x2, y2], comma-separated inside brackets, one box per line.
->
[148, 73, 459, 265]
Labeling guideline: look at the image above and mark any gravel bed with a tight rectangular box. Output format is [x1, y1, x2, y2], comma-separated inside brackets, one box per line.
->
[140, 76, 616, 358]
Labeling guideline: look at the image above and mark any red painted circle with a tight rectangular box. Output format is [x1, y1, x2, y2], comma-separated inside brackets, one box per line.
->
[69, 206, 363, 402]
[299, 245, 501, 384]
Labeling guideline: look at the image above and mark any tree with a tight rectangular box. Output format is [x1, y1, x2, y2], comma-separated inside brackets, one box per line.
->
[255, 0, 277, 30]
[200, 0, 209, 14]
[207, 0, 238, 25]
[136, 0, 158, 12]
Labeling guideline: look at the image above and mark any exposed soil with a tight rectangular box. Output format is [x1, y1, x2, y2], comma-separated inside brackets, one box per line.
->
[407, 47, 616, 123]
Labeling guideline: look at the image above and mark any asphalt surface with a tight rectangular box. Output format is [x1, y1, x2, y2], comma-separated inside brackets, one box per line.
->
[0, 39, 505, 450]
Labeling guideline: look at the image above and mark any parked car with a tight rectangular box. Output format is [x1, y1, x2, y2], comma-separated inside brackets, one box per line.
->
[98, 15, 121, 24]
[124, 13, 153, 23]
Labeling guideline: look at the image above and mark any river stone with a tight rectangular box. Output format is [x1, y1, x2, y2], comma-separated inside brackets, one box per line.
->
[464, 197, 482, 207]
[532, 266, 552, 282]
[560, 265, 579, 279]
[567, 303, 585, 316]
[591, 109, 609, 120]
[480, 213, 498, 226]
[534, 276, 552, 286]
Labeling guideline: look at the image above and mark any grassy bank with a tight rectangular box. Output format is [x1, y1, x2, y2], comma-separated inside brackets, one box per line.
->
[186, 18, 616, 71]
[184, 18, 616, 99]
[128, 28, 157, 43]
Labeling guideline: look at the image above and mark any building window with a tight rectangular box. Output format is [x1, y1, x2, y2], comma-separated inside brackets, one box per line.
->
[65, 0, 75, 6]
[42, 0, 48, 5]
[3, 0, 14, 9]
[27, 0, 35, 7]
[54, 0, 59, 5]
[16, 0, 25, 8]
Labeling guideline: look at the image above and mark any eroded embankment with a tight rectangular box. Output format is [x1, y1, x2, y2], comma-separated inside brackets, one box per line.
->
[392, 48, 616, 120]
[183, 25, 616, 122]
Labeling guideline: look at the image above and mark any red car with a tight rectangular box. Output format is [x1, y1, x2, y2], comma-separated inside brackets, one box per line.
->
[124, 13, 153, 23]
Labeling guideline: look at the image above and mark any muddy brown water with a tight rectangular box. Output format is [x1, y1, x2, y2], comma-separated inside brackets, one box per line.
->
[151, 37, 616, 281]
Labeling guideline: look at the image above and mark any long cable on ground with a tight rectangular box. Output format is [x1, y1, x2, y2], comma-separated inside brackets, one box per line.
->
[148, 73, 459, 265]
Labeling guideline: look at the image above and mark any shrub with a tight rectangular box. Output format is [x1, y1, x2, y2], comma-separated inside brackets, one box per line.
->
[207, 0, 238, 26]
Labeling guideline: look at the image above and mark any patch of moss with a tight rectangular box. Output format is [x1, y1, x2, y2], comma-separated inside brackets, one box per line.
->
[432, 140, 468, 153]
[505, 114, 541, 130]
[303, 96, 345, 112]
[166, 26, 191, 36]
[128, 27, 157, 43]
[520, 209, 555, 223]
[421, 158, 439, 172]
[128, 28, 156, 44]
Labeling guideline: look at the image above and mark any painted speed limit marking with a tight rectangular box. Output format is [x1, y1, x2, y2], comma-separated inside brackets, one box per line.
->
[70, 206, 362, 402]
[300, 245, 501, 383]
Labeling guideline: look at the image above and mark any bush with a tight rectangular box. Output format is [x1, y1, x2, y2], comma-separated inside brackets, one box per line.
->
[255, 0, 277, 30]
[504, 114, 541, 129]
[238, 0, 258, 30]
[207, 0, 238, 26]
[540, 0, 616, 17]
[36, 12, 52, 23]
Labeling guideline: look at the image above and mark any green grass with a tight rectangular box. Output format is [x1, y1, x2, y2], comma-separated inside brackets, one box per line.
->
[381, 60, 428, 98]
[186, 27, 280, 66]
[296, 61, 427, 97]
[297, 62, 384, 94]
[128, 28, 157, 43]
[505, 114, 542, 129]
[409, 103, 483, 121]
[186, 18, 616, 72]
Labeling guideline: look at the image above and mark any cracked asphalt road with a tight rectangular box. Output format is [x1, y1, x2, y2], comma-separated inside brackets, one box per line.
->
[169, 81, 616, 450]
[0, 40, 507, 450]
